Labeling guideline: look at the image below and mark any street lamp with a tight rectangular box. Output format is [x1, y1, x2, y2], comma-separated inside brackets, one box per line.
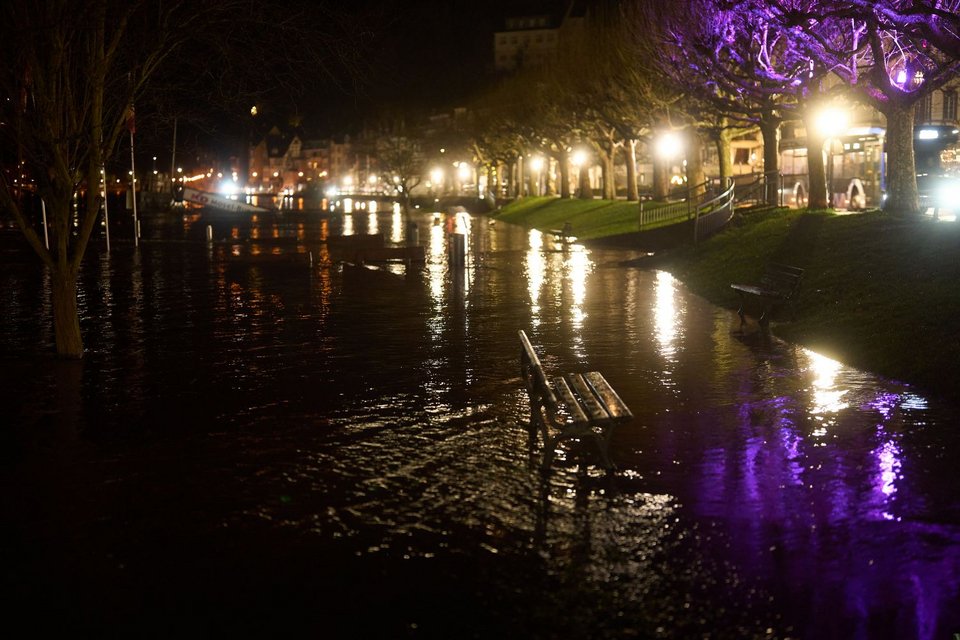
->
[529, 156, 544, 196]
[656, 132, 682, 160]
[430, 167, 444, 195]
[816, 107, 849, 207]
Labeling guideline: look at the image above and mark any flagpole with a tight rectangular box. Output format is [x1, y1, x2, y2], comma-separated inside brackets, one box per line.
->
[129, 125, 138, 248]
[102, 167, 111, 253]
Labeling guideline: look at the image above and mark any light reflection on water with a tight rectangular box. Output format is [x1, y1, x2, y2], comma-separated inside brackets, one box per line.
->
[1, 206, 959, 638]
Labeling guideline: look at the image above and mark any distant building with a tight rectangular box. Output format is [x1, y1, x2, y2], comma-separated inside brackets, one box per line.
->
[248, 126, 348, 193]
[493, 0, 591, 72]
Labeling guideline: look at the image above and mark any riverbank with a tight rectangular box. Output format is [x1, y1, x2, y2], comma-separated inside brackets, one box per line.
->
[495, 197, 960, 397]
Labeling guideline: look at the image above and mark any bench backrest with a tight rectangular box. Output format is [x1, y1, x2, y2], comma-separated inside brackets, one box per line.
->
[760, 263, 804, 298]
[519, 330, 558, 410]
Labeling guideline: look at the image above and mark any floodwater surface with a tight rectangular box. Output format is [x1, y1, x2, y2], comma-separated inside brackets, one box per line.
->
[1, 204, 959, 639]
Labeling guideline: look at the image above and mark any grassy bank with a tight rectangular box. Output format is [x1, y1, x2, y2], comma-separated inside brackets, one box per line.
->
[496, 196, 960, 396]
[494, 195, 678, 239]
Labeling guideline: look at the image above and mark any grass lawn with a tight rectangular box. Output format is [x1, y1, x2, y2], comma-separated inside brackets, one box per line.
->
[494, 196, 960, 397]
[494, 196, 679, 240]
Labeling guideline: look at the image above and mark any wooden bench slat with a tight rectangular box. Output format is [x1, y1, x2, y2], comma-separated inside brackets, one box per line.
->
[551, 376, 590, 425]
[567, 373, 611, 423]
[518, 329, 633, 470]
[583, 371, 633, 420]
[519, 330, 557, 406]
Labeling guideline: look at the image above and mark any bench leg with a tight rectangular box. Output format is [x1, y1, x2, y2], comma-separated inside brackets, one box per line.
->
[736, 292, 747, 327]
[758, 305, 770, 327]
[593, 428, 616, 472]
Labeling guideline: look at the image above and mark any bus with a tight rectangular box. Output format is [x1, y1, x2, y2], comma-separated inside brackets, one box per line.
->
[779, 88, 960, 211]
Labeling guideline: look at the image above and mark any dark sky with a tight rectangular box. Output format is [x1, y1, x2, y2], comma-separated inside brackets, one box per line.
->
[276, 0, 570, 130]
[133, 0, 569, 165]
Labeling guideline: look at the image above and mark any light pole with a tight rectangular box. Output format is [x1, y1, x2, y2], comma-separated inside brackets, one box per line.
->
[529, 157, 543, 196]
[815, 107, 848, 208]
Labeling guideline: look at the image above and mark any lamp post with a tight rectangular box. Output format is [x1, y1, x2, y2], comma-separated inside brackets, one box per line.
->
[529, 157, 543, 196]
[815, 107, 848, 208]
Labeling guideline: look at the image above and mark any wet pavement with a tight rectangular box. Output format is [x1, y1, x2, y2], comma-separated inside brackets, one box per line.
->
[1, 202, 959, 639]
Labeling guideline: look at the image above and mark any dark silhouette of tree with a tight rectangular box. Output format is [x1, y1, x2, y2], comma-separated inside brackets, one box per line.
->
[0, 0, 371, 358]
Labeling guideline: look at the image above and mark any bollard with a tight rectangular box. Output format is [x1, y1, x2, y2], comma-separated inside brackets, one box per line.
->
[406, 221, 419, 246]
[450, 232, 466, 268]
[206, 225, 213, 243]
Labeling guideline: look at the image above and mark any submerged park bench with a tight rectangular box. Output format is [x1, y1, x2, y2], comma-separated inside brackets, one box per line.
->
[730, 263, 804, 328]
[518, 330, 633, 470]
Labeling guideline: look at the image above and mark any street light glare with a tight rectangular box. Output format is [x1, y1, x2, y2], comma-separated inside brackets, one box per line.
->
[656, 133, 681, 160]
[571, 150, 588, 167]
[816, 107, 849, 138]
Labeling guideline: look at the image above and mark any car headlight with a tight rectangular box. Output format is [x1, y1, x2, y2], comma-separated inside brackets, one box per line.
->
[937, 183, 960, 206]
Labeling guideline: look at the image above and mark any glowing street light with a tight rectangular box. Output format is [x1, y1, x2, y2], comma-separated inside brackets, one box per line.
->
[430, 167, 444, 185]
[457, 162, 471, 181]
[656, 132, 682, 160]
[529, 157, 544, 172]
[815, 107, 849, 138]
[816, 106, 849, 207]
[571, 149, 588, 167]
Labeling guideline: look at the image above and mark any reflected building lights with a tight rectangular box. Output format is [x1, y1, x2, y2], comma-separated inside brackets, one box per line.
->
[342, 214, 354, 236]
[805, 349, 849, 416]
[429, 224, 446, 303]
[344, 198, 354, 214]
[526, 230, 546, 326]
[653, 271, 679, 361]
[567, 246, 589, 329]
[390, 211, 403, 244]
[367, 213, 378, 235]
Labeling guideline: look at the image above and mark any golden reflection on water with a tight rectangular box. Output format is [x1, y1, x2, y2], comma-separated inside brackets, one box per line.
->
[805, 349, 849, 420]
[653, 271, 679, 361]
[566, 245, 589, 330]
[526, 230, 546, 327]
[390, 211, 403, 244]
[429, 223, 446, 303]
[342, 214, 354, 236]
[367, 213, 378, 236]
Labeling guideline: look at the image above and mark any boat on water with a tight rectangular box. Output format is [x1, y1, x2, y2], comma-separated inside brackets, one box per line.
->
[176, 187, 272, 214]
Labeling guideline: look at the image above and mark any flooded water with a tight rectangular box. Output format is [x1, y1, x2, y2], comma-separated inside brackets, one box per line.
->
[1, 203, 959, 639]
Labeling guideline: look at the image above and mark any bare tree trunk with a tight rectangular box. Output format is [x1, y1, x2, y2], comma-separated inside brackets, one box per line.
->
[802, 109, 829, 209]
[509, 161, 518, 198]
[578, 164, 593, 199]
[545, 157, 557, 196]
[686, 129, 706, 199]
[653, 155, 670, 201]
[516, 155, 525, 197]
[759, 112, 781, 207]
[557, 148, 571, 198]
[598, 149, 615, 200]
[625, 139, 639, 201]
[715, 126, 733, 189]
[52, 268, 83, 358]
[882, 102, 919, 215]
[597, 133, 617, 200]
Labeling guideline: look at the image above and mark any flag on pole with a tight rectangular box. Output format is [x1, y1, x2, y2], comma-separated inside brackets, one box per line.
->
[125, 104, 136, 134]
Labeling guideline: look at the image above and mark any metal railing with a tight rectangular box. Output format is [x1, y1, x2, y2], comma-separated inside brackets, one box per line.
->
[733, 171, 783, 208]
[692, 177, 736, 243]
[638, 178, 728, 232]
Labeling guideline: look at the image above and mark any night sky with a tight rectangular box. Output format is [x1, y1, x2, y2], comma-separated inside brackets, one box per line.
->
[132, 0, 569, 166]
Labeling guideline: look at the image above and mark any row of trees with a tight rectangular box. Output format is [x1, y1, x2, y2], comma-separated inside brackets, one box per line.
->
[0, 0, 371, 358]
[2, 1, 960, 359]
[457, 0, 960, 213]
